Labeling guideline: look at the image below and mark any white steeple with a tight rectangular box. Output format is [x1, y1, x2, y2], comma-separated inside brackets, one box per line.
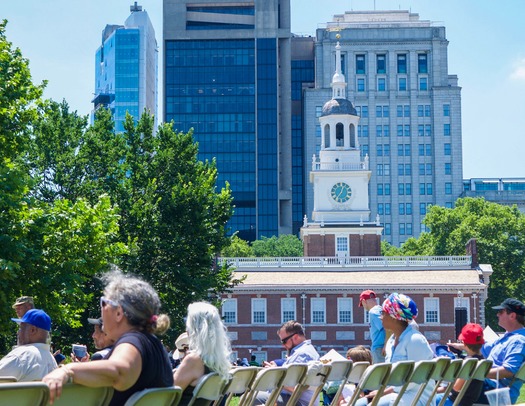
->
[331, 35, 347, 99]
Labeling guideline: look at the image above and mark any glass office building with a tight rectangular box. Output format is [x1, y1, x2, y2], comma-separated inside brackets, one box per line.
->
[164, 0, 293, 241]
[93, 4, 158, 132]
[304, 11, 463, 245]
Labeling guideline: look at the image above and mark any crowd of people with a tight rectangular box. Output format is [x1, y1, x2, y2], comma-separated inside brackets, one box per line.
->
[1, 282, 525, 406]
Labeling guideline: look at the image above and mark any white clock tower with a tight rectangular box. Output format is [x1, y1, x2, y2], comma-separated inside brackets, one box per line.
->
[301, 37, 383, 257]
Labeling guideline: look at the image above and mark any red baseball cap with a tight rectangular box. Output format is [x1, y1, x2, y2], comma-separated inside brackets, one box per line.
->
[359, 290, 376, 306]
[458, 323, 484, 345]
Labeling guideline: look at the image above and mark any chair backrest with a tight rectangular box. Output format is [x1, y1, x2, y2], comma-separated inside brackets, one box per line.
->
[123, 386, 181, 406]
[218, 367, 259, 406]
[187, 373, 229, 406]
[424, 358, 452, 406]
[451, 359, 493, 406]
[437, 358, 478, 406]
[281, 363, 308, 388]
[238, 367, 287, 406]
[510, 360, 525, 387]
[396, 360, 436, 406]
[0, 381, 50, 406]
[284, 363, 332, 406]
[326, 360, 354, 406]
[346, 362, 392, 406]
[346, 361, 370, 385]
[53, 384, 114, 406]
[0, 376, 17, 382]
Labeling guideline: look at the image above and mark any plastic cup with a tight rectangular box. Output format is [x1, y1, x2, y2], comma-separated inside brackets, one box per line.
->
[485, 387, 511, 406]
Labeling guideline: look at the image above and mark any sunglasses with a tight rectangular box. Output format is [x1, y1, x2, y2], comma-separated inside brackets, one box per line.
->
[280, 333, 296, 344]
[100, 296, 119, 308]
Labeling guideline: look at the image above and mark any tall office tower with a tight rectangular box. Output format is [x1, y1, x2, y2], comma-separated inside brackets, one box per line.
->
[93, 3, 158, 132]
[304, 11, 463, 246]
[164, 0, 292, 241]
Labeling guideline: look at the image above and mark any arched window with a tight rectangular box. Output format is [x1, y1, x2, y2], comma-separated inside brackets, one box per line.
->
[336, 123, 344, 147]
[324, 124, 330, 148]
[350, 124, 356, 148]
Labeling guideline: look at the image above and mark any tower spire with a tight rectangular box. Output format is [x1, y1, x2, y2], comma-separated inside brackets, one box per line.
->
[331, 34, 347, 99]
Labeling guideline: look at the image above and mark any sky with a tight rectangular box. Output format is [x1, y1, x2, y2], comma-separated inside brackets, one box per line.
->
[3, 0, 525, 179]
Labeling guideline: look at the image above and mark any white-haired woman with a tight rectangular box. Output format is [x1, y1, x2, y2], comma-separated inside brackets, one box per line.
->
[174, 302, 232, 406]
[43, 270, 174, 405]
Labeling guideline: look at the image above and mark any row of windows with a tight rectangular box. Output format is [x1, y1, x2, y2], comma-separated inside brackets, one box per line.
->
[355, 53, 428, 75]
[356, 77, 428, 92]
[222, 296, 443, 325]
[353, 124, 450, 138]
[356, 104, 450, 118]
[375, 182, 453, 196]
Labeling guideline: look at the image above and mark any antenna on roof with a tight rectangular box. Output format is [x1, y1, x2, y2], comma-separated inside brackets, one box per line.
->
[130, 2, 142, 12]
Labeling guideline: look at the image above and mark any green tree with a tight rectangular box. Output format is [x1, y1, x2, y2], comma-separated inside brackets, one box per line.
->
[221, 235, 254, 257]
[251, 235, 304, 257]
[396, 198, 525, 327]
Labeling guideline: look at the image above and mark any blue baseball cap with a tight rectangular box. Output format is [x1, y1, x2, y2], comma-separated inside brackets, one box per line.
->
[11, 309, 51, 331]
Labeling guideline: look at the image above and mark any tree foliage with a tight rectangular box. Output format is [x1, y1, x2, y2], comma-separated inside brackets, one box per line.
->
[390, 198, 525, 326]
[221, 235, 254, 257]
[251, 235, 304, 257]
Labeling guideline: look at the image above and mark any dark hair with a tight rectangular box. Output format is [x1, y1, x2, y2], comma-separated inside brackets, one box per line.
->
[465, 343, 483, 353]
[279, 320, 304, 336]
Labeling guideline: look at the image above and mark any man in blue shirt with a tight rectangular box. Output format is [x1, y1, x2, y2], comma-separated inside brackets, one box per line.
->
[255, 320, 320, 406]
[450, 298, 525, 404]
[360, 289, 386, 363]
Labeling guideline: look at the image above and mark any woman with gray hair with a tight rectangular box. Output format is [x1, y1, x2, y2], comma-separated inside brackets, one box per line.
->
[43, 270, 174, 405]
[174, 301, 232, 406]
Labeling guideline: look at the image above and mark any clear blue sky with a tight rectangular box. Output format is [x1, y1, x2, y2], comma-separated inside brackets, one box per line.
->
[3, 0, 525, 178]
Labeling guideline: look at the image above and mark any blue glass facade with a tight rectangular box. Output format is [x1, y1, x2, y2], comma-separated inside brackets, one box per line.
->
[165, 38, 282, 240]
[291, 59, 314, 234]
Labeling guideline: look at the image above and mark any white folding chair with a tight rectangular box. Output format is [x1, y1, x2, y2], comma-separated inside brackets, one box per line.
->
[239, 367, 287, 406]
[187, 372, 230, 406]
[285, 363, 332, 406]
[217, 367, 259, 406]
[388, 360, 415, 406]
[0, 381, 50, 406]
[451, 359, 492, 406]
[325, 360, 354, 406]
[424, 357, 452, 406]
[346, 361, 370, 386]
[438, 358, 478, 406]
[0, 376, 17, 383]
[394, 359, 435, 406]
[124, 386, 182, 406]
[510, 360, 525, 387]
[345, 362, 392, 406]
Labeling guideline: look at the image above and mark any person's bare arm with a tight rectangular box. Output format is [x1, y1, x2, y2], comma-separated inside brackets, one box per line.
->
[486, 366, 515, 380]
[173, 352, 206, 390]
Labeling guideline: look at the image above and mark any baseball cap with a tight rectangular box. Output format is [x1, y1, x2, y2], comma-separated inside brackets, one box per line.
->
[11, 309, 51, 331]
[458, 323, 485, 345]
[359, 290, 376, 306]
[87, 317, 103, 326]
[492, 298, 525, 316]
[12, 296, 34, 308]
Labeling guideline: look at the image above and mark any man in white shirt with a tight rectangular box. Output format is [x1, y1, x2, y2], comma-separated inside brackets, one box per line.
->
[0, 309, 57, 381]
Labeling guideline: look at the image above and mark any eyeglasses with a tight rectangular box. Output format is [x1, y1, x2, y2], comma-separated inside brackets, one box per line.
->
[100, 296, 119, 308]
[280, 333, 296, 344]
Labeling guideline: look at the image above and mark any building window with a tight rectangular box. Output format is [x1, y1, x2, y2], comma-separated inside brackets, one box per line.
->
[420, 183, 426, 195]
[398, 77, 407, 91]
[398, 183, 405, 195]
[338, 298, 353, 324]
[383, 106, 390, 117]
[444, 143, 451, 155]
[385, 203, 391, 215]
[445, 182, 452, 195]
[399, 223, 405, 235]
[404, 125, 410, 137]
[418, 144, 425, 156]
[418, 105, 424, 117]
[356, 55, 366, 74]
[377, 54, 386, 74]
[406, 223, 413, 235]
[443, 104, 450, 117]
[361, 106, 369, 118]
[311, 298, 326, 324]
[397, 125, 403, 137]
[384, 164, 390, 175]
[397, 54, 407, 73]
[425, 105, 431, 117]
[376, 125, 383, 137]
[399, 203, 405, 215]
[376, 145, 383, 156]
[377, 164, 383, 175]
[316, 106, 322, 117]
[419, 77, 428, 91]
[377, 203, 384, 215]
[357, 78, 365, 92]
[222, 299, 237, 324]
[424, 297, 440, 324]
[281, 298, 296, 323]
[385, 183, 391, 195]
[406, 203, 412, 215]
[377, 77, 386, 91]
[427, 183, 433, 195]
[425, 125, 432, 137]
[377, 184, 383, 195]
[384, 125, 390, 137]
[406, 183, 412, 195]
[426, 144, 432, 156]
[336, 237, 348, 256]
[426, 164, 432, 175]
[384, 223, 391, 235]
[445, 202, 453, 208]
[418, 54, 428, 73]
[384, 144, 390, 156]
[398, 164, 404, 177]
[445, 163, 452, 175]
[420, 203, 427, 215]
[444, 124, 451, 136]
[419, 163, 425, 176]
[251, 298, 266, 324]
[418, 125, 424, 137]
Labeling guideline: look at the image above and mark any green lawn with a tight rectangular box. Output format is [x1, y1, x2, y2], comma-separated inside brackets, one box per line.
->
[518, 385, 525, 403]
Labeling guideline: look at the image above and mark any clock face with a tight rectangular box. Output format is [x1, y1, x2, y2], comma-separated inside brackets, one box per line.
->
[331, 182, 352, 203]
